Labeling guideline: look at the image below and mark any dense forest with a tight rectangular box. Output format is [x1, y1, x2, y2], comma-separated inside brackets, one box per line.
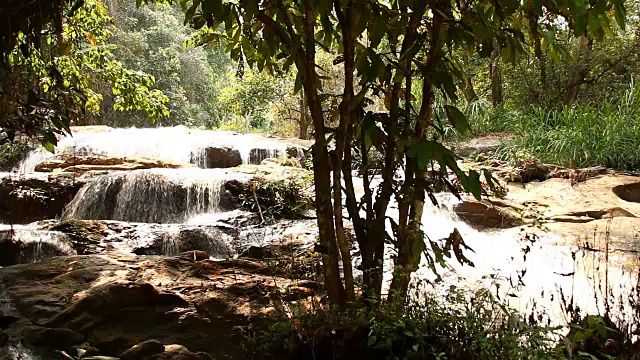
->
[1, 0, 640, 359]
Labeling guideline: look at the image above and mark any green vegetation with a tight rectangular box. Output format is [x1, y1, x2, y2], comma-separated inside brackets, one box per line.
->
[250, 283, 635, 360]
[502, 85, 640, 170]
[0, 141, 31, 171]
[2, 0, 639, 358]
[241, 174, 314, 221]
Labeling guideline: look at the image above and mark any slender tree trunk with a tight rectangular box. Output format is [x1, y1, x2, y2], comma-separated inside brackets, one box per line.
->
[389, 6, 442, 303]
[300, 0, 345, 307]
[333, 0, 356, 302]
[565, 35, 592, 106]
[461, 54, 478, 102]
[489, 40, 503, 107]
[298, 89, 309, 139]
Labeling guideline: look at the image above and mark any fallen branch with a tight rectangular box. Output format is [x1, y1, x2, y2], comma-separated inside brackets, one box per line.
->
[252, 172, 266, 225]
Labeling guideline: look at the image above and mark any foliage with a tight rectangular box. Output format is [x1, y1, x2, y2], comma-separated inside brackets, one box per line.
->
[167, 0, 627, 308]
[100, 1, 230, 128]
[241, 175, 314, 221]
[0, 141, 31, 171]
[500, 83, 640, 170]
[218, 68, 287, 130]
[0, 0, 169, 149]
[249, 284, 566, 360]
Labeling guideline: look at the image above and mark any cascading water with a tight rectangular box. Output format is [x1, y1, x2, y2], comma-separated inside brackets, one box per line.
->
[0, 227, 76, 265]
[393, 193, 640, 327]
[14, 126, 299, 172]
[63, 168, 227, 223]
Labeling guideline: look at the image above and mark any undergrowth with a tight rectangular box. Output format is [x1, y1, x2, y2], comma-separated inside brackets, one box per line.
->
[0, 141, 31, 171]
[241, 175, 314, 222]
[500, 85, 640, 170]
[452, 84, 640, 171]
[247, 285, 571, 360]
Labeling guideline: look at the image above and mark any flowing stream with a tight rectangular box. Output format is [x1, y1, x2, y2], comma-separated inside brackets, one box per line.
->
[15, 126, 290, 172]
[1, 126, 638, 359]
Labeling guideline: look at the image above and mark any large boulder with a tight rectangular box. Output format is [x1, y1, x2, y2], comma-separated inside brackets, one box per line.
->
[0, 173, 86, 224]
[249, 148, 282, 165]
[132, 226, 237, 258]
[199, 146, 242, 168]
[0, 253, 317, 358]
[0, 229, 76, 265]
[453, 201, 524, 229]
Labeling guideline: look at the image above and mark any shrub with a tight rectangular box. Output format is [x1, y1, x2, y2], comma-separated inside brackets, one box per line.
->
[241, 175, 314, 222]
[248, 284, 566, 360]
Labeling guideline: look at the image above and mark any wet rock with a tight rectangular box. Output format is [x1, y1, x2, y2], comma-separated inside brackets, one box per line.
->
[0, 229, 76, 265]
[132, 226, 236, 258]
[0, 316, 18, 330]
[46, 220, 109, 255]
[249, 148, 282, 165]
[35, 155, 187, 172]
[201, 146, 242, 168]
[286, 145, 307, 164]
[0, 331, 7, 347]
[454, 201, 523, 229]
[0, 173, 85, 224]
[23, 326, 84, 347]
[119, 339, 165, 360]
[0, 254, 311, 358]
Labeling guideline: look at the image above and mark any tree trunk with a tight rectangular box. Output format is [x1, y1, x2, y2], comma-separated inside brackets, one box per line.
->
[461, 54, 478, 102]
[298, 89, 309, 139]
[489, 41, 503, 107]
[333, 0, 356, 302]
[389, 6, 442, 303]
[301, 0, 345, 307]
[565, 35, 592, 106]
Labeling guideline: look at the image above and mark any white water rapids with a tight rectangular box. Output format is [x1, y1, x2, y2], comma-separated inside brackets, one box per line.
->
[14, 125, 290, 173]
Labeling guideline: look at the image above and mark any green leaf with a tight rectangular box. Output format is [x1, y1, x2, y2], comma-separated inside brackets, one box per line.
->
[369, 17, 386, 48]
[43, 140, 55, 153]
[444, 105, 470, 135]
[185, 0, 201, 25]
[244, 0, 258, 20]
[613, 0, 626, 30]
[202, 0, 222, 19]
[367, 335, 377, 346]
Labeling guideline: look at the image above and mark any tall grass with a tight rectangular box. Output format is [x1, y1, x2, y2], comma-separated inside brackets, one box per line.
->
[499, 84, 640, 170]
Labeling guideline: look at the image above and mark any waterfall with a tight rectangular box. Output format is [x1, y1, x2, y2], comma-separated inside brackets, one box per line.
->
[14, 126, 302, 172]
[63, 169, 226, 223]
[0, 228, 76, 264]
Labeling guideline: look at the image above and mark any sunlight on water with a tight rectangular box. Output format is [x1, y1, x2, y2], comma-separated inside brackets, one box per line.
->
[14, 126, 295, 172]
[62, 168, 228, 223]
[400, 193, 640, 327]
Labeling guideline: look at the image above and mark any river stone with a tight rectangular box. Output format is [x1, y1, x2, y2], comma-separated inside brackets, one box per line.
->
[119, 339, 165, 360]
[23, 326, 85, 347]
[454, 201, 523, 229]
[152, 344, 212, 360]
[201, 146, 242, 168]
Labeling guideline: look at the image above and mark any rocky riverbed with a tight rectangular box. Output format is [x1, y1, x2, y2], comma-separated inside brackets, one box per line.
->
[0, 127, 638, 359]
